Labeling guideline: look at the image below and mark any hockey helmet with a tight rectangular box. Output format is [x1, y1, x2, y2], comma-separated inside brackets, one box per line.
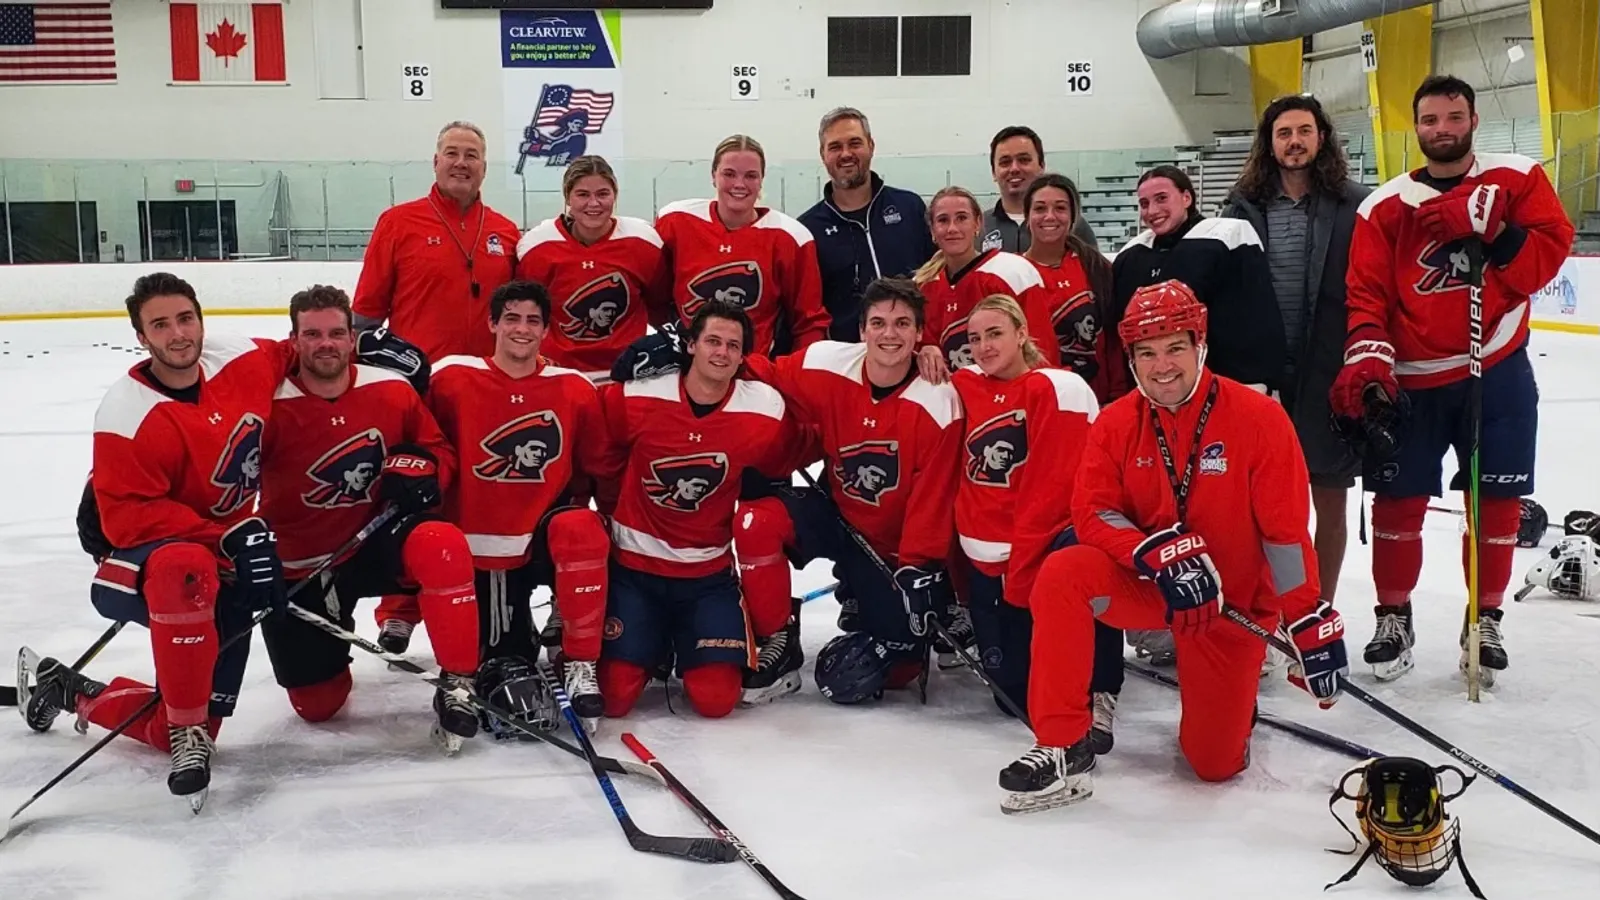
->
[475, 655, 558, 740]
[1563, 509, 1600, 540]
[1516, 498, 1549, 549]
[1326, 756, 1482, 897]
[814, 632, 893, 705]
[1521, 534, 1600, 601]
[1116, 280, 1207, 347]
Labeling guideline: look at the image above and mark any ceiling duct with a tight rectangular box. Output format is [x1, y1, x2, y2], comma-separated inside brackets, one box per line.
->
[1137, 0, 1434, 60]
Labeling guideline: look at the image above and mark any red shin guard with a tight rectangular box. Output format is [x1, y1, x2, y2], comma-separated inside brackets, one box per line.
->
[143, 542, 221, 727]
[599, 658, 649, 718]
[79, 677, 222, 752]
[287, 668, 353, 723]
[1370, 495, 1428, 607]
[1463, 494, 1520, 608]
[548, 509, 610, 663]
[401, 521, 479, 674]
[683, 664, 741, 719]
[733, 498, 797, 638]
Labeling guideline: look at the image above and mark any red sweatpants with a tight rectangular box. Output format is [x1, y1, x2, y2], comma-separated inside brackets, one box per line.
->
[1029, 545, 1266, 782]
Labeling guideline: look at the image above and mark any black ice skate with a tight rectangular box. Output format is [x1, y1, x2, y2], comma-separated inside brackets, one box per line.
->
[17, 649, 104, 733]
[741, 598, 803, 707]
[1129, 629, 1176, 667]
[1089, 692, 1117, 755]
[999, 737, 1095, 814]
[836, 585, 860, 634]
[1460, 606, 1507, 689]
[431, 671, 478, 755]
[562, 658, 602, 731]
[1364, 603, 1415, 681]
[167, 723, 214, 813]
[539, 605, 564, 657]
[933, 604, 976, 670]
[377, 618, 414, 655]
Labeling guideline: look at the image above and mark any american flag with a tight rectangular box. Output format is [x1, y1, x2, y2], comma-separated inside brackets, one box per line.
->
[0, 2, 116, 83]
[534, 83, 615, 134]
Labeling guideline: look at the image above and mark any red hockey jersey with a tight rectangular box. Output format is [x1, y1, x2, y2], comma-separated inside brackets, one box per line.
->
[1348, 153, 1573, 389]
[1030, 254, 1126, 402]
[921, 250, 1059, 370]
[602, 374, 797, 578]
[744, 342, 962, 567]
[91, 333, 296, 553]
[655, 199, 829, 355]
[428, 356, 611, 569]
[261, 365, 456, 578]
[515, 215, 672, 381]
[1072, 370, 1321, 621]
[952, 365, 1098, 605]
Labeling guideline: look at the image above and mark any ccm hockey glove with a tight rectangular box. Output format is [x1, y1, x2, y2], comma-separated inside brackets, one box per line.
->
[356, 326, 430, 395]
[610, 321, 686, 383]
[1133, 525, 1223, 637]
[220, 517, 286, 614]
[1284, 600, 1349, 708]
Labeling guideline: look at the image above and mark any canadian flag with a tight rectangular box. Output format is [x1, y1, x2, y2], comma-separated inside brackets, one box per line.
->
[170, 2, 285, 84]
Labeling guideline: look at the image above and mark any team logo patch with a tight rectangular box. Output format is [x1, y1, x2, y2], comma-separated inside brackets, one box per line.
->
[208, 413, 265, 516]
[1052, 291, 1101, 381]
[644, 451, 729, 512]
[302, 428, 386, 508]
[881, 205, 903, 225]
[1198, 441, 1228, 475]
[561, 272, 631, 342]
[940, 316, 974, 370]
[685, 261, 763, 316]
[486, 234, 506, 256]
[833, 440, 901, 506]
[1413, 240, 1472, 294]
[516, 83, 616, 170]
[982, 646, 1004, 671]
[965, 410, 1027, 486]
[603, 616, 624, 640]
[473, 410, 564, 482]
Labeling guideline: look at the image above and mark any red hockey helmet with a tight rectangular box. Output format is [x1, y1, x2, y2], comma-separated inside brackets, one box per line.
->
[1117, 280, 1207, 347]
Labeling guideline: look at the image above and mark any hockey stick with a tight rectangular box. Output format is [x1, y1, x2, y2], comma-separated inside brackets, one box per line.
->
[280, 603, 660, 783]
[1464, 239, 1486, 702]
[794, 469, 1032, 725]
[800, 581, 839, 603]
[5, 621, 127, 708]
[540, 662, 739, 865]
[1122, 660, 1382, 761]
[621, 733, 811, 899]
[1221, 604, 1600, 847]
[1, 509, 401, 842]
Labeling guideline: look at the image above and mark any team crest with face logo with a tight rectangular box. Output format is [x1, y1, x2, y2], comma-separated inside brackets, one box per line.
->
[833, 440, 901, 506]
[1052, 292, 1101, 381]
[644, 451, 729, 511]
[209, 413, 266, 516]
[562, 272, 631, 342]
[1413, 240, 1472, 294]
[685, 261, 763, 315]
[940, 317, 974, 370]
[965, 410, 1027, 486]
[473, 411, 564, 482]
[302, 429, 387, 508]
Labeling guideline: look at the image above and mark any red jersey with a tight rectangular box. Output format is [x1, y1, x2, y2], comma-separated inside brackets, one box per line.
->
[428, 356, 610, 569]
[352, 185, 521, 362]
[745, 342, 962, 567]
[91, 333, 295, 553]
[515, 215, 671, 381]
[921, 250, 1059, 370]
[260, 365, 455, 578]
[602, 374, 797, 578]
[952, 366, 1098, 605]
[1348, 153, 1573, 389]
[655, 199, 829, 355]
[1072, 370, 1320, 620]
[1029, 254, 1126, 402]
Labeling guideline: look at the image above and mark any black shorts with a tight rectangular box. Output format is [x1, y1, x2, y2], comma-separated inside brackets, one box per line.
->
[1282, 370, 1360, 490]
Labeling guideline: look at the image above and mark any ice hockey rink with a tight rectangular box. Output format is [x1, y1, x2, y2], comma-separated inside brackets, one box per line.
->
[0, 315, 1595, 900]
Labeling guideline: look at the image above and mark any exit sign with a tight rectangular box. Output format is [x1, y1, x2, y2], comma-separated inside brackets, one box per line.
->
[175, 179, 196, 193]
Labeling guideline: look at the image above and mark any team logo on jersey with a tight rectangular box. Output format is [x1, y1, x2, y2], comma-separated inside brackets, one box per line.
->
[1198, 441, 1228, 475]
[302, 428, 387, 509]
[562, 272, 631, 342]
[644, 451, 729, 512]
[473, 411, 564, 482]
[486, 234, 506, 256]
[940, 316, 974, 369]
[833, 440, 901, 506]
[208, 413, 265, 516]
[1052, 291, 1100, 381]
[1413, 240, 1473, 294]
[685, 261, 763, 315]
[965, 410, 1027, 486]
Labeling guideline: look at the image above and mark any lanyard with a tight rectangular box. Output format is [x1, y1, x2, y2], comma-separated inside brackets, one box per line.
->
[428, 195, 488, 298]
[1147, 377, 1219, 521]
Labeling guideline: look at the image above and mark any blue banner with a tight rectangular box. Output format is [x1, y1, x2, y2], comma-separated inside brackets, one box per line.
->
[501, 10, 616, 69]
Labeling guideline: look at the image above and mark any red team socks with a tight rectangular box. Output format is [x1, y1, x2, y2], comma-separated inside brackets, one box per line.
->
[1371, 494, 1520, 608]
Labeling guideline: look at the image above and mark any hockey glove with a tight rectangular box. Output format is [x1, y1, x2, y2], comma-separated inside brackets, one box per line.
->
[1416, 183, 1506, 243]
[1283, 600, 1348, 708]
[1564, 509, 1600, 541]
[1133, 525, 1223, 637]
[378, 444, 441, 515]
[1329, 327, 1398, 421]
[220, 517, 286, 614]
[609, 321, 686, 383]
[894, 564, 951, 638]
[356, 326, 430, 395]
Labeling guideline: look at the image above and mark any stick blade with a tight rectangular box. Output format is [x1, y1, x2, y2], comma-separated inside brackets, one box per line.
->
[629, 831, 740, 864]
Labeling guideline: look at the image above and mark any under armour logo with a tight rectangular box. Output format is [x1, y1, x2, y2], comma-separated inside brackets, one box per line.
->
[825, 226, 839, 235]
[993, 394, 1006, 403]
[862, 417, 877, 428]
[1057, 279, 1072, 289]
[718, 244, 732, 254]
[1136, 456, 1154, 468]
[946, 303, 958, 312]
[331, 416, 346, 426]
[582, 260, 595, 269]
[1150, 267, 1161, 278]
[208, 412, 223, 425]
[427, 236, 443, 246]
[688, 433, 702, 442]
[510, 394, 524, 404]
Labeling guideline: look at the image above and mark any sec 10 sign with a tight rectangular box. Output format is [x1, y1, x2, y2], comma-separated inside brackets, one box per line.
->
[1065, 60, 1093, 96]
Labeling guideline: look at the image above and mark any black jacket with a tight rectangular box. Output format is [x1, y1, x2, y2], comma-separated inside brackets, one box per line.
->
[1110, 215, 1286, 391]
[799, 174, 935, 341]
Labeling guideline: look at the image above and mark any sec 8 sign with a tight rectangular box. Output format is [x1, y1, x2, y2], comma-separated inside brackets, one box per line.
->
[403, 63, 433, 101]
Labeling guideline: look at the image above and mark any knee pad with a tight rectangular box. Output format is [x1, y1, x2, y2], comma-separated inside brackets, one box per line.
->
[287, 668, 352, 723]
[599, 658, 650, 718]
[683, 664, 741, 719]
[400, 521, 474, 589]
[814, 632, 893, 704]
[547, 509, 610, 661]
[143, 542, 220, 617]
[733, 498, 793, 560]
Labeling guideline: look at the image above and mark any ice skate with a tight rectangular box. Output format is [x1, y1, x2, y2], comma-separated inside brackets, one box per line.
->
[377, 618, 414, 655]
[999, 738, 1095, 814]
[17, 648, 105, 734]
[933, 604, 976, 670]
[1129, 629, 1176, 667]
[742, 599, 803, 706]
[167, 723, 214, 814]
[1089, 692, 1117, 755]
[562, 658, 602, 733]
[1364, 603, 1415, 681]
[1460, 607, 1507, 690]
[836, 589, 860, 634]
[431, 671, 477, 755]
[539, 605, 563, 655]
[1260, 642, 1291, 680]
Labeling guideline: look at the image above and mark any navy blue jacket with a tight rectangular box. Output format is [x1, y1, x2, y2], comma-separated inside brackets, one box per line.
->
[799, 174, 935, 341]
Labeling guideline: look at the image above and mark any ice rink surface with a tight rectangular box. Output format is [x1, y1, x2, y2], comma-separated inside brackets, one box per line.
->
[0, 315, 1596, 900]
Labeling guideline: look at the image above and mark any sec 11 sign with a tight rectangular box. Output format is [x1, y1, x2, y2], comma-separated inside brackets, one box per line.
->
[1066, 60, 1093, 96]
[731, 64, 759, 101]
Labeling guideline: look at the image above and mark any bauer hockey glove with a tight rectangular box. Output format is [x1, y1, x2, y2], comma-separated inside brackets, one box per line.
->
[1416, 182, 1506, 243]
[1133, 525, 1223, 637]
[610, 321, 686, 383]
[1284, 600, 1348, 708]
[356, 326, 430, 395]
[894, 564, 951, 638]
[220, 517, 286, 614]
[1329, 327, 1398, 421]
[379, 444, 441, 515]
